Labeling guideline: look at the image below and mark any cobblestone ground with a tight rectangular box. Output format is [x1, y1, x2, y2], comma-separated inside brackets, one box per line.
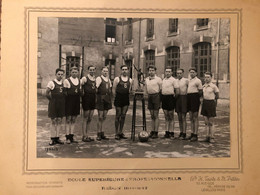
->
[37, 95, 230, 158]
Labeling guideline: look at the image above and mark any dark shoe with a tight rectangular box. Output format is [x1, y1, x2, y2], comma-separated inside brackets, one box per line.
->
[190, 134, 198, 142]
[82, 136, 94, 142]
[55, 137, 64, 144]
[70, 134, 78, 143]
[65, 135, 71, 144]
[186, 133, 194, 140]
[115, 134, 121, 140]
[169, 132, 174, 138]
[180, 133, 186, 140]
[49, 138, 56, 146]
[201, 136, 210, 142]
[119, 133, 127, 139]
[164, 131, 170, 138]
[101, 132, 109, 140]
[149, 131, 155, 138]
[96, 133, 102, 141]
[151, 131, 159, 139]
[178, 132, 183, 138]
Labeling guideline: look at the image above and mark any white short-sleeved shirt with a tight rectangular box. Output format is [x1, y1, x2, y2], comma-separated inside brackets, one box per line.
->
[96, 75, 112, 88]
[177, 77, 189, 95]
[161, 76, 179, 95]
[80, 74, 96, 85]
[145, 75, 162, 94]
[187, 77, 203, 94]
[46, 79, 62, 90]
[64, 77, 80, 88]
[203, 82, 219, 100]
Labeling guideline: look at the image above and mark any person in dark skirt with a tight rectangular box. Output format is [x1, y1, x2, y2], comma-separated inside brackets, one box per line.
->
[80, 65, 96, 142]
[64, 67, 81, 144]
[187, 67, 203, 142]
[144, 65, 162, 139]
[95, 66, 112, 141]
[201, 72, 219, 143]
[175, 68, 189, 140]
[161, 66, 179, 139]
[112, 65, 133, 140]
[46, 68, 65, 145]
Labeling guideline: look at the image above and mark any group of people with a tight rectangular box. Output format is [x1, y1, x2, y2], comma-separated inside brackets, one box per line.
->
[46, 64, 219, 146]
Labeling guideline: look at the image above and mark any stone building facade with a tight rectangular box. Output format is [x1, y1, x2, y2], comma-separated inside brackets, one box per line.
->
[38, 17, 230, 98]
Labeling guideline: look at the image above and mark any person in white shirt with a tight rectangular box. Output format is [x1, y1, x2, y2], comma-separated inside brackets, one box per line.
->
[161, 66, 179, 139]
[96, 66, 112, 141]
[80, 65, 96, 142]
[201, 72, 219, 143]
[64, 67, 81, 144]
[145, 65, 162, 139]
[175, 69, 189, 140]
[46, 68, 65, 145]
[187, 67, 203, 142]
[112, 65, 133, 140]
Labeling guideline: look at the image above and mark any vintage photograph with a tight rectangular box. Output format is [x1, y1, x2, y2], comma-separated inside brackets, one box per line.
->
[37, 17, 230, 158]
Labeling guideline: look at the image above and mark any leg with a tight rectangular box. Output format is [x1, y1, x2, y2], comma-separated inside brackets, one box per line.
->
[115, 107, 121, 136]
[154, 110, 159, 132]
[82, 110, 90, 137]
[168, 110, 174, 132]
[49, 118, 57, 145]
[189, 111, 194, 134]
[65, 116, 71, 135]
[101, 110, 109, 140]
[208, 117, 215, 139]
[163, 110, 169, 132]
[119, 106, 128, 138]
[193, 112, 199, 134]
[149, 109, 155, 131]
[177, 113, 183, 133]
[70, 116, 77, 135]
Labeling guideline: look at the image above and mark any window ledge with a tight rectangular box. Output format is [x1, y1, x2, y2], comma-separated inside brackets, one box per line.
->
[145, 34, 155, 42]
[194, 23, 211, 32]
[104, 41, 119, 46]
[125, 39, 133, 45]
[167, 29, 180, 37]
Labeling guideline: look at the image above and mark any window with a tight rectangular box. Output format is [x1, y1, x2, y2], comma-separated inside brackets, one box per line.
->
[105, 59, 116, 80]
[144, 50, 155, 74]
[166, 46, 180, 77]
[169, 18, 178, 33]
[197, 18, 209, 27]
[66, 56, 80, 78]
[127, 18, 133, 42]
[105, 18, 117, 43]
[146, 19, 154, 38]
[193, 42, 211, 79]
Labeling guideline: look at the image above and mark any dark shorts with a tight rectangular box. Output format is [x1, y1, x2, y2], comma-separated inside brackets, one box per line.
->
[148, 93, 161, 110]
[96, 94, 112, 111]
[82, 93, 96, 110]
[175, 95, 188, 113]
[161, 95, 175, 110]
[48, 97, 65, 118]
[65, 95, 80, 116]
[114, 93, 130, 107]
[187, 93, 201, 112]
[201, 99, 216, 117]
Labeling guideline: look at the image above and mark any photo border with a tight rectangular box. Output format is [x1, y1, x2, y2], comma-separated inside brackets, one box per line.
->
[24, 7, 242, 174]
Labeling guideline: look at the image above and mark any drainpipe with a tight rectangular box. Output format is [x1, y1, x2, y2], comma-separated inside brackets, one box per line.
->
[138, 18, 141, 70]
[216, 18, 220, 87]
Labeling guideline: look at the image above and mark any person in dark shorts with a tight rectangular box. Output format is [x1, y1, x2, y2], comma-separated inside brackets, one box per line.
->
[64, 67, 81, 144]
[187, 67, 203, 142]
[175, 69, 189, 140]
[80, 65, 96, 142]
[201, 72, 219, 143]
[161, 66, 179, 139]
[145, 65, 162, 139]
[46, 68, 65, 145]
[112, 65, 133, 140]
[95, 66, 112, 141]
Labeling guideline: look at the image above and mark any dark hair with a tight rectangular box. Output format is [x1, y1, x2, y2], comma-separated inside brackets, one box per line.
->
[88, 65, 96, 70]
[70, 66, 79, 72]
[147, 65, 157, 71]
[101, 66, 109, 71]
[189, 67, 197, 72]
[120, 65, 128, 69]
[204, 71, 212, 77]
[177, 68, 184, 73]
[55, 68, 64, 74]
[165, 66, 173, 71]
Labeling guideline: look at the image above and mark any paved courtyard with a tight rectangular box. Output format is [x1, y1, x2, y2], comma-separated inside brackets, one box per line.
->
[37, 95, 230, 158]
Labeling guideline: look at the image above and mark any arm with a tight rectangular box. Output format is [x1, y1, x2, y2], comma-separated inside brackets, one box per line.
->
[112, 77, 119, 96]
[129, 78, 133, 93]
[46, 88, 52, 100]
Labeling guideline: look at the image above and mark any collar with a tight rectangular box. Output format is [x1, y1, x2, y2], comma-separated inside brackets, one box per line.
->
[204, 82, 213, 87]
[87, 74, 95, 80]
[54, 79, 62, 84]
[190, 76, 197, 81]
